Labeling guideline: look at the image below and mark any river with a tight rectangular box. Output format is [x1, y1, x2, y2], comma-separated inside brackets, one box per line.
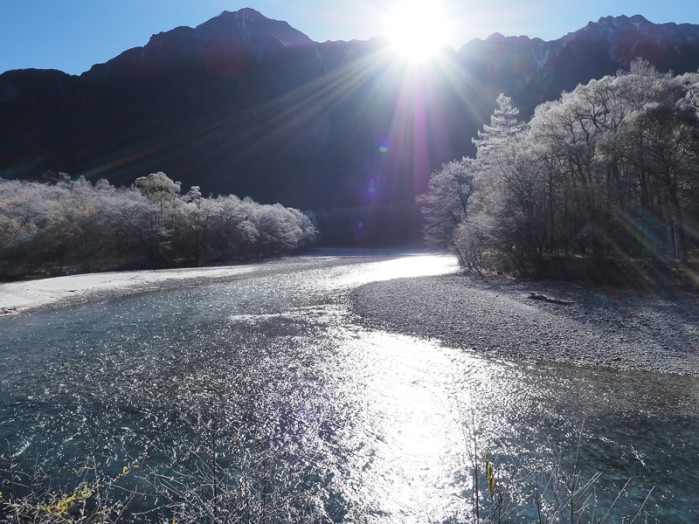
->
[1, 252, 697, 522]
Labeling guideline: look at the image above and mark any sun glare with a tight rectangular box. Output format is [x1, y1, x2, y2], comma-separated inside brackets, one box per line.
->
[384, 0, 451, 60]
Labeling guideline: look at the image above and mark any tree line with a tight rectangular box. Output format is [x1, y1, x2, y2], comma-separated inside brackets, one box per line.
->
[421, 62, 699, 283]
[0, 172, 317, 280]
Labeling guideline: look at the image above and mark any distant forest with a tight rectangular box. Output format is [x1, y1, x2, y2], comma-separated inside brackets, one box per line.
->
[0, 172, 317, 280]
[421, 63, 699, 285]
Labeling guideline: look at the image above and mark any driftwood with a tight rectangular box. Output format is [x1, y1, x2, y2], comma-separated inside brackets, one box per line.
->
[527, 292, 576, 305]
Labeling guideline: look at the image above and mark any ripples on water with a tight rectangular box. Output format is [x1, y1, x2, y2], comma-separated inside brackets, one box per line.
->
[1, 253, 698, 522]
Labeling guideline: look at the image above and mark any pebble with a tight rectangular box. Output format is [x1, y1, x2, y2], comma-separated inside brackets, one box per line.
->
[352, 274, 699, 375]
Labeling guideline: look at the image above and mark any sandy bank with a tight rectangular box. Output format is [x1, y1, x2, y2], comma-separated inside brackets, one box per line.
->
[0, 265, 262, 316]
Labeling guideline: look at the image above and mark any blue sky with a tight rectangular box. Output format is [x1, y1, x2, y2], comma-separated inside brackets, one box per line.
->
[2, 0, 697, 75]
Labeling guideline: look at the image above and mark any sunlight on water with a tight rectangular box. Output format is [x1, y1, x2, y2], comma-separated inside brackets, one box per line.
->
[339, 331, 468, 521]
[0, 253, 698, 522]
[328, 254, 460, 289]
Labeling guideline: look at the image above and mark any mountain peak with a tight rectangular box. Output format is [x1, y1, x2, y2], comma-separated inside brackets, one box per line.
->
[232, 7, 268, 21]
[485, 32, 506, 42]
[628, 14, 650, 25]
[595, 14, 650, 28]
[204, 8, 271, 27]
[567, 14, 659, 43]
[195, 7, 313, 48]
[85, 7, 314, 79]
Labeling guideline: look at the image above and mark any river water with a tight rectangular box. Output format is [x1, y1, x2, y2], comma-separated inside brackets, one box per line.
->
[1, 253, 698, 522]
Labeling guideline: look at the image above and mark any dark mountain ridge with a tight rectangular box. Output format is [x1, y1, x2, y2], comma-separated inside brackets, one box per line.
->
[458, 14, 699, 114]
[2, 10, 699, 243]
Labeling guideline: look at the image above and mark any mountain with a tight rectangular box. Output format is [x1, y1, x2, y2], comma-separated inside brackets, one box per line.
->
[458, 14, 699, 114]
[2, 11, 699, 244]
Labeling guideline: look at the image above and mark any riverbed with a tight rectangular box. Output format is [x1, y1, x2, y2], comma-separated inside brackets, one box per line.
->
[1, 252, 697, 522]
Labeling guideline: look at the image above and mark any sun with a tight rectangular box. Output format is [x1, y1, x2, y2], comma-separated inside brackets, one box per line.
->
[384, 0, 451, 60]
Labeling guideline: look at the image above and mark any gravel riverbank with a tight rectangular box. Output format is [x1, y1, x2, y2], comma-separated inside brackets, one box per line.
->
[351, 274, 699, 375]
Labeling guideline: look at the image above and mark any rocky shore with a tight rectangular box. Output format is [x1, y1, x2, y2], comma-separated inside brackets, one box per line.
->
[351, 274, 699, 375]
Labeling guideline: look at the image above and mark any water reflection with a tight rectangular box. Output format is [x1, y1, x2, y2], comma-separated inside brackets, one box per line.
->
[0, 253, 697, 522]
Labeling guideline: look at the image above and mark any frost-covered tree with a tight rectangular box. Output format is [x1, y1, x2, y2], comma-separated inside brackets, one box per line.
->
[134, 172, 181, 199]
[206, 195, 258, 260]
[0, 173, 317, 279]
[253, 204, 304, 256]
[418, 158, 476, 249]
[420, 95, 527, 270]
[472, 93, 525, 159]
[287, 207, 318, 250]
[422, 69, 699, 278]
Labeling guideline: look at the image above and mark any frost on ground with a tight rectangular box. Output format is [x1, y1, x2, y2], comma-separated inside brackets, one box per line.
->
[352, 274, 699, 375]
[0, 266, 256, 316]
